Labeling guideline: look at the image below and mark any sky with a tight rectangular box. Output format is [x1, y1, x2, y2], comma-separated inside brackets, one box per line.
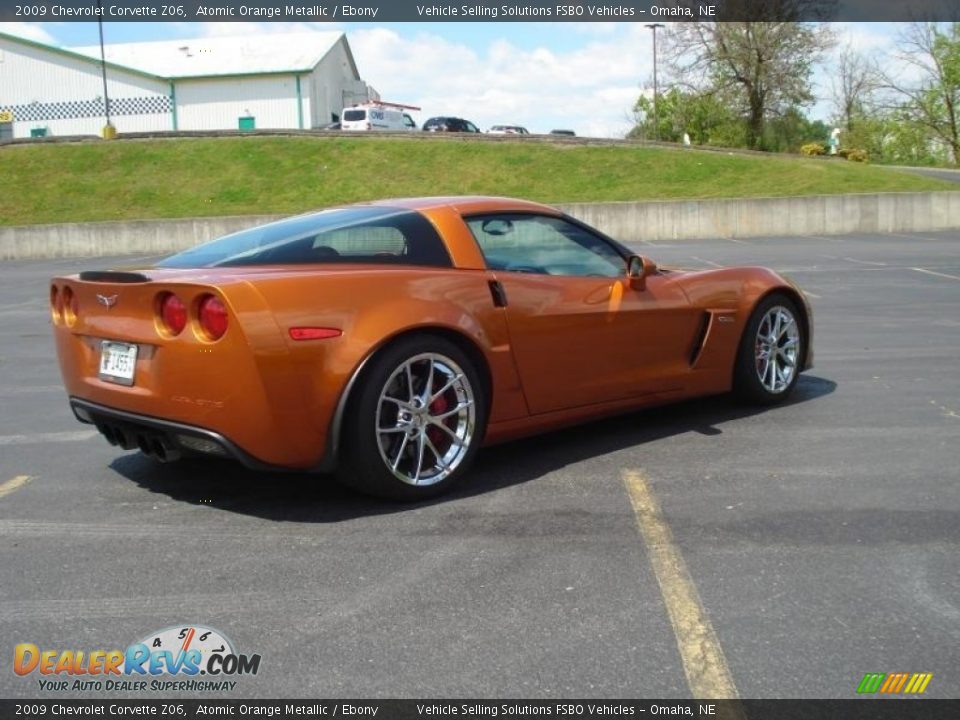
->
[0, 21, 902, 137]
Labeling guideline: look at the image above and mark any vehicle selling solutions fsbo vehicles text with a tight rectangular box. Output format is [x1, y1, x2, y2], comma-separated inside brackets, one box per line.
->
[416, 5, 637, 17]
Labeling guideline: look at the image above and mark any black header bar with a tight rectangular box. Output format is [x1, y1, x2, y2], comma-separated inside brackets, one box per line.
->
[0, 0, 959, 23]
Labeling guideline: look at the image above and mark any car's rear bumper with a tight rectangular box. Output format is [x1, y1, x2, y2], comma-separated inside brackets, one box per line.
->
[70, 397, 278, 470]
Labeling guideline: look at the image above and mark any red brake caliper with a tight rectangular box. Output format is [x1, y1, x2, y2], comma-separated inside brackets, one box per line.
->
[427, 384, 449, 450]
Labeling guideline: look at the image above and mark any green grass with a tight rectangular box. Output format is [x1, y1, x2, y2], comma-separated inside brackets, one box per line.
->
[0, 136, 954, 226]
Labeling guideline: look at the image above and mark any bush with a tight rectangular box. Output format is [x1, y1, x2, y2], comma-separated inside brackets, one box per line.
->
[800, 142, 826, 156]
[837, 148, 851, 159]
[846, 148, 869, 163]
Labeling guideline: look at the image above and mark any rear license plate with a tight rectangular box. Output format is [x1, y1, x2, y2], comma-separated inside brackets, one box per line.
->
[99, 341, 138, 386]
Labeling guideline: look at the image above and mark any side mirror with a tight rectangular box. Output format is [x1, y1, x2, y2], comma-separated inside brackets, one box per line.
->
[626, 255, 657, 291]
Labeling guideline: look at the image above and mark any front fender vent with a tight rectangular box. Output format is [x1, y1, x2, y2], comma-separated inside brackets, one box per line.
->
[689, 311, 712, 367]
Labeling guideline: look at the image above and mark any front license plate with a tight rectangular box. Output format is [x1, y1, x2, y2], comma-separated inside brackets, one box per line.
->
[99, 341, 138, 386]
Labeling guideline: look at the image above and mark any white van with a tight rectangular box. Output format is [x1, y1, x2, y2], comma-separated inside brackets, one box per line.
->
[341, 103, 418, 132]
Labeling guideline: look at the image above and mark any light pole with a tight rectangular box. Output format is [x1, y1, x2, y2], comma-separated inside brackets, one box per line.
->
[96, 0, 115, 138]
[645, 23, 665, 141]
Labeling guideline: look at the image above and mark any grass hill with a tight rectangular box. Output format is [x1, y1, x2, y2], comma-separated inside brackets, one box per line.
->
[0, 135, 953, 226]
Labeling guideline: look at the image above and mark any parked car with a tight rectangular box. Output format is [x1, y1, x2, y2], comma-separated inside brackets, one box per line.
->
[488, 125, 530, 135]
[51, 197, 812, 500]
[422, 117, 481, 133]
[550, 129, 576, 136]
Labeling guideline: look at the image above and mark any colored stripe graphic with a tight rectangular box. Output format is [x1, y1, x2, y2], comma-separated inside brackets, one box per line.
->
[857, 672, 932, 694]
[910, 673, 933, 694]
[857, 673, 885, 694]
[880, 673, 907, 693]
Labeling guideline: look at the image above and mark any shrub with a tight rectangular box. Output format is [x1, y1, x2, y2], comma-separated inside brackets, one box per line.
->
[800, 142, 826, 156]
[846, 149, 869, 163]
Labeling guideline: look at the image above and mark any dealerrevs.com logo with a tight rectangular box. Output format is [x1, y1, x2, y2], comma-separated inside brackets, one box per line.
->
[14, 625, 261, 692]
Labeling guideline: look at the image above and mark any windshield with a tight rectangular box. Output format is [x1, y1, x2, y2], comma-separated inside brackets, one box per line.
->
[157, 207, 452, 268]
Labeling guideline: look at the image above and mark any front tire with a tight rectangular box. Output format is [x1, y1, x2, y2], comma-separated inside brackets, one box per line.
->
[733, 293, 803, 405]
[338, 335, 487, 500]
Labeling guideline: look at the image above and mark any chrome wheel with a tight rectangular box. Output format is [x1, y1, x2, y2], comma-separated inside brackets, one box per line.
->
[754, 305, 801, 394]
[376, 352, 476, 486]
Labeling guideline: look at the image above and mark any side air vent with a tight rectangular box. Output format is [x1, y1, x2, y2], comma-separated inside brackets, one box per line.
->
[689, 311, 713, 367]
[488, 280, 508, 308]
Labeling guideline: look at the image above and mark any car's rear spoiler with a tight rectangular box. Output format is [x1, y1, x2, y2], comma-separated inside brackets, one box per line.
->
[78, 271, 151, 283]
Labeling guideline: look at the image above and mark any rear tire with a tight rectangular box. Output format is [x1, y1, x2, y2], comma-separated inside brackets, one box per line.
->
[337, 335, 488, 500]
[733, 293, 804, 405]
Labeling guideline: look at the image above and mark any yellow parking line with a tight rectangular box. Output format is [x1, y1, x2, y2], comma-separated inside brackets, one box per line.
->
[622, 469, 743, 705]
[0, 475, 34, 499]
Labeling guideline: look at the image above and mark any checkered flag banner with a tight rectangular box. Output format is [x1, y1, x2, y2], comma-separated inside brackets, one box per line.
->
[0, 95, 172, 123]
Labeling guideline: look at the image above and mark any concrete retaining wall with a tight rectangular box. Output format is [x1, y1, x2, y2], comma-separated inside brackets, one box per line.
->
[0, 215, 282, 261]
[561, 191, 960, 244]
[3, 192, 959, 260]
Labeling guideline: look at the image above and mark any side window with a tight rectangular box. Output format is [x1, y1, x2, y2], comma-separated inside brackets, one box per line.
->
[312, 226, 406, 256]
[306, 213, 452, 266]
[466, 214, 625, 278]
[465, 121, 480, 133]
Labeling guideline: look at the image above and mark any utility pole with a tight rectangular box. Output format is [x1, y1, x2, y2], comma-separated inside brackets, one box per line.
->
[645, 23, 665, 141]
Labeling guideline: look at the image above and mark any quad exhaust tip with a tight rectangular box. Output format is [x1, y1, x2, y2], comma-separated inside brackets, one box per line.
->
[95, 423, 182, 462]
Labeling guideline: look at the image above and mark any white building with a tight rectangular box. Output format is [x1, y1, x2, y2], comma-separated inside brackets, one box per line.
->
[0, 31, 375, 139]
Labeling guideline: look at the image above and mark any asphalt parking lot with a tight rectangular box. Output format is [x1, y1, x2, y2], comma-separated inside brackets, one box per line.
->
[1, 231, 958, 700]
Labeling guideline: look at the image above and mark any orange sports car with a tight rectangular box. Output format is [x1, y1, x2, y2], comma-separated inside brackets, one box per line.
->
[51, 196, 813, 499]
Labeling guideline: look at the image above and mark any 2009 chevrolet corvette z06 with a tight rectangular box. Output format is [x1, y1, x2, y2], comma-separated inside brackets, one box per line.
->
[51, 196, 813, 499]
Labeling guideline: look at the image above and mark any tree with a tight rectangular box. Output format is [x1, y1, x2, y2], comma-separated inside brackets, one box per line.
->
[629, 87, 741, 146]
[829, 44, 882, 133]
[882, 108, 949, 165]
[665, 21, 833, 149]
[764, 107, 830, 152]
[885, 22, 960, 165]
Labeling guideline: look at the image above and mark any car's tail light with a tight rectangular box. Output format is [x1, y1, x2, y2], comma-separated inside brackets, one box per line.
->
[158, 292, 187, 336]
[62, 286, 78, 326]
[51, 285, 62, 324]
[198, 294, 228, 341]
[289, 327, 342, 341]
